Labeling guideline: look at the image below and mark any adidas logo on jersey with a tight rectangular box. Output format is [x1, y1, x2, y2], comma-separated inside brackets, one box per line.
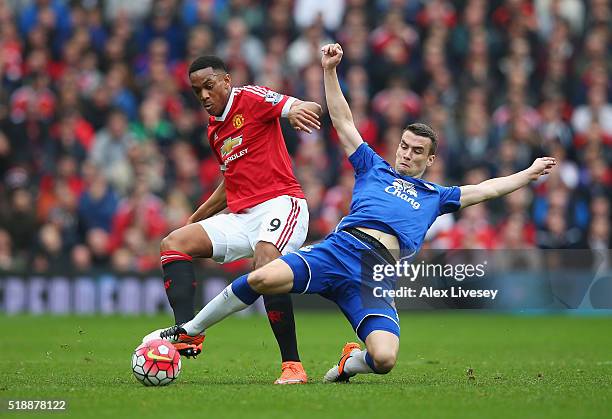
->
[385, 178, 420, 209]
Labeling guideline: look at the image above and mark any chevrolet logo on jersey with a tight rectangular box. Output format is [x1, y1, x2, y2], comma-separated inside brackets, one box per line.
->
[220, 135, 243, 158]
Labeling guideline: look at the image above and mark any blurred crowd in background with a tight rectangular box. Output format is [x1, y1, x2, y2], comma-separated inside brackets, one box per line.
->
[0, 0, 610, 274]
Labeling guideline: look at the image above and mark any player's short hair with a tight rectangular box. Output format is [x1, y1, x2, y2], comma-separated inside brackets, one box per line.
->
[404, 123, 438, 155]
[188, 55, 227, 75]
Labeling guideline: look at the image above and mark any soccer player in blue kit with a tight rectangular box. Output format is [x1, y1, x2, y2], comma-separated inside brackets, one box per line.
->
[158, 44, 557, 382]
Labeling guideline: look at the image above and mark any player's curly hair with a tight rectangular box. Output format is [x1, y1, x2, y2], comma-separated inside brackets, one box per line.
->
[404, 123, 438, 155]
[188, 56, 227, 75]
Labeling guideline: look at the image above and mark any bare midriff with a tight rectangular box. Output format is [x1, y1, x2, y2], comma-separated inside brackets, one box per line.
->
[355, 227, 399, 251]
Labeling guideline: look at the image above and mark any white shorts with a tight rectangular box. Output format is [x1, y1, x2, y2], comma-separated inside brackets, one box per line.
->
[198, 195, 309, 264]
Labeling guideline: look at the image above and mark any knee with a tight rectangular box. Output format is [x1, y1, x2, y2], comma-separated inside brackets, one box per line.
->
[369, 348, 398, 374]
[247, 269, 272, 293]
[160, 231, 187, 253]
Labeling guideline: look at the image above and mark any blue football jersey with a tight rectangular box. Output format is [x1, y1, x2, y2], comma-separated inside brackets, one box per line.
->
[335, 142, 461, 254]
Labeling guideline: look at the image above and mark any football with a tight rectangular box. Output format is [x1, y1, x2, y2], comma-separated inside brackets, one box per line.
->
[131, 339, 181, 386]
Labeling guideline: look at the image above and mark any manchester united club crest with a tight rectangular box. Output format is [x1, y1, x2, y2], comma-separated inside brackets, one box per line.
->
[232, 114, 244, 129]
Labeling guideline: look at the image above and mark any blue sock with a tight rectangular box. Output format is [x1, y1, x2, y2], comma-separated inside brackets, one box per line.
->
[231, 274, 260, 305]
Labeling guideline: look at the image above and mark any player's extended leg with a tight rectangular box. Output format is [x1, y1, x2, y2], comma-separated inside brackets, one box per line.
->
[253, 242, 306, 384]
[142, 224, 213, 356]
[160, 259, 294, 339]
[324, 317, 400, 383]
[160, 224, 213, 322]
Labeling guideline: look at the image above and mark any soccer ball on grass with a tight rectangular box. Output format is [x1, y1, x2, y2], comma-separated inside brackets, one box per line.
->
[132, 339, 181, 386]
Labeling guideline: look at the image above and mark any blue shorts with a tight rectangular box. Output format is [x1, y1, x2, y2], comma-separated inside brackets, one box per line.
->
[281, 230, 400, 342]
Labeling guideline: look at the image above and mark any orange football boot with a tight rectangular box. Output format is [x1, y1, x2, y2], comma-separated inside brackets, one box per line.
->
[172, 334, 205, 358]
[323, 342, 361, 383]
[274, 361, 308, 385]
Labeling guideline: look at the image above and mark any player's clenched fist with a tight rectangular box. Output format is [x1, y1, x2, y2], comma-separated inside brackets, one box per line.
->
[321, 43, 343, 70]
[526, 157, 557, 180]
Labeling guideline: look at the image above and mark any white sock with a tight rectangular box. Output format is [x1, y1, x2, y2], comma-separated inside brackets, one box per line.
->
[343, 350, 374, 375]
[183, 285, 249, 335]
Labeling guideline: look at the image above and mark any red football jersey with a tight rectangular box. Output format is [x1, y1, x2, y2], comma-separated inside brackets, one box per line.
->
[207, 85, 305, 213]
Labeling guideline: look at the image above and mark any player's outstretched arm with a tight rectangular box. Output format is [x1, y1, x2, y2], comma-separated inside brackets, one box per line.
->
[287, 100, 322, 134]
[459, 157, 557, 209]
[321, 43, 364, 156]
[187, 180, 227, 224]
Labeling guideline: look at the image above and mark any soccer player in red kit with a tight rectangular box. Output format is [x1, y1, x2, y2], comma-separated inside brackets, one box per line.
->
[143, 56, 322, 384]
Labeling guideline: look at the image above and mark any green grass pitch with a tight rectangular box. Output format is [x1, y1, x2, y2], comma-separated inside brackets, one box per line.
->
[2, 312, 611, 418]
